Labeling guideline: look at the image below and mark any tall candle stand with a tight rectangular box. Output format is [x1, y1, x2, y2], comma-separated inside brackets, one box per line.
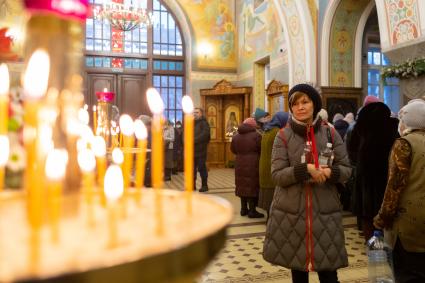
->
[95, 90, 115, 149]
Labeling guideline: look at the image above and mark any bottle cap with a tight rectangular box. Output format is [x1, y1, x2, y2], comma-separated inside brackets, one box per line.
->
[326, 142, 332, 148]
[373, 230, 383, 237]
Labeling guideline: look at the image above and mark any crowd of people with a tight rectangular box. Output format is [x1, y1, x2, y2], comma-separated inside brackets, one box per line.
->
[136, 84, 424, 283]
[227, 83, 425, 283]
[138, 107, 211, 192]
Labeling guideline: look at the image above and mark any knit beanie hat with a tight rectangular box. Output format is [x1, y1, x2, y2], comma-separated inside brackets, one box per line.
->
[398, 99, 425, 131]
[253, 108, 268, 121]
[332, 113, 344, 123]
[288, 83, 322, 118]
[343, 112, 355, 124]
[363, 95, 381, 106]
[318, 109, 329, 122]
[243, 117, 257, 128]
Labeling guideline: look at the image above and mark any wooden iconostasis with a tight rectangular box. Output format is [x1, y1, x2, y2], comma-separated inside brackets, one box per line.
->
[266, 80, 289, 114]
[200, 80, 252, 168]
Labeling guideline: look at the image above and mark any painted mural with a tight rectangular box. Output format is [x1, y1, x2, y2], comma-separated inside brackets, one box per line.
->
[237, 0, 286, 74]
[330, 0, 369, 87]
[307, 0, 318, 44]
[283, 0, 307, 84]
[385, 0, 421, 46]
[178, 0, 236, 69]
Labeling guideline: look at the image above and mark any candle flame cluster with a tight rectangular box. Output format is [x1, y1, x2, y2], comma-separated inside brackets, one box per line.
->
[0, 47, 196, 271]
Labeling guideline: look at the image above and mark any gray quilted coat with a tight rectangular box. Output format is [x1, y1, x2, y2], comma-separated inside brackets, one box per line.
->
[263, 117, 351, 271]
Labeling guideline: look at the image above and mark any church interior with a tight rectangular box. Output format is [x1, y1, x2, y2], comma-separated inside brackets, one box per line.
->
[0, 0, 424, 282]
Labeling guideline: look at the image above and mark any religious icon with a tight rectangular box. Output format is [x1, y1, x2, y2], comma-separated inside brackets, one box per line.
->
[209, 117, 216, 127]
[207, 105, 217, 116]
[224, 106, 239, 139]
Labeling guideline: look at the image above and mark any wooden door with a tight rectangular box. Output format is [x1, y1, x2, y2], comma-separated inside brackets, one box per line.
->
[117, 75, 147, 120]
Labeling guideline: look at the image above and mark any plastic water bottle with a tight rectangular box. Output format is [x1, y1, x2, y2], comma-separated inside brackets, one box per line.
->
[367, 230, 394, 283]
[319, 143, 334, 166]
[301, 141, 312, 163]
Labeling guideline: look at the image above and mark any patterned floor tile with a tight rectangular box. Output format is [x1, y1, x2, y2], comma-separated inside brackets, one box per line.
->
[163, 168, 369, 283]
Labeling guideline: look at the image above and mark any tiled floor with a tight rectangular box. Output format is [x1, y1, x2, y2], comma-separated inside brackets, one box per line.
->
[165, 168, 369, 283]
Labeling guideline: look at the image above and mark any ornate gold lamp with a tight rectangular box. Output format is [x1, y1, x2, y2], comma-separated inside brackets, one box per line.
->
[93, 0, 154, 32]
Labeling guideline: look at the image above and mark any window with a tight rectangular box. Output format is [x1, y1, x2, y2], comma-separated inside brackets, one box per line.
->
[86, 0, 185, 123]
[367, 46, 400, 113]
[153, 75, 183, 123]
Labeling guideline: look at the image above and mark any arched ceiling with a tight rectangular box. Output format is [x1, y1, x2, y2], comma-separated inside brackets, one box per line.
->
[328, 0, 370, 87]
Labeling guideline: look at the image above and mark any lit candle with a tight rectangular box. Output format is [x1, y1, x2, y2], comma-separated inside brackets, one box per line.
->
[147, 88, 164, 235]
[134, 119, 147, 189]
[23, 49, 50, 227]
[92, 105, 97, 134]
[92, 136, 107, 206]
[182, 96, 194, 193]
[111, 146, 127, 218]
[0, 63, 9, 135]
[0, 135, 9, 192]
[112, 147, 124, 165]
[0, 64, 9, 192]
[78, 107, 89, 125]
[23, 49, 50, 272]
[45, 149, 68, 244]
[104, 164, 124, 249]
[146, 88, 164, 189]
[119, 114, 135, 190]
[78, 148, 96, 227]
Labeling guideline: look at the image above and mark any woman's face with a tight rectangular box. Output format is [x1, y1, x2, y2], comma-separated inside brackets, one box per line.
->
[291, 94, 314, 124]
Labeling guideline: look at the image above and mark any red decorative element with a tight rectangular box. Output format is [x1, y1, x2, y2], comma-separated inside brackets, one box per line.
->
[393, 19, 419, 45]
[24, 0, 89, 21]
[112, 58, 123, 68]
[96, 91, 116, 103]
[0, 28, 18, 61]
[112, 29, 123, 52]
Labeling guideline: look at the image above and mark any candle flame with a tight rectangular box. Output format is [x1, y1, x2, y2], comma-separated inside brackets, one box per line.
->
[112, 148, 124, 164]
[134, 119, 147, 140]
[78, 108, 90, 125]
[93, 105, 97, 111]
[77, 148, 96, 172]
[23, 49, 50, 99]
[0, 135, 9, 166]
[104, 164, 124, 202]
[76, 138, 88, 152]
[45, 149, 68, 181]
[119, 114, 134, 136]
[92, 136, 106, 157]
[103, 87, 108, 92]
[146, 88, 164, 114]
[182, 96, 194, 113]
[0, 64, 10, 96]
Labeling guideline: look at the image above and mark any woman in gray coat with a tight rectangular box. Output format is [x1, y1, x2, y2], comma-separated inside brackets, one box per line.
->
[263, 84, 352, 283]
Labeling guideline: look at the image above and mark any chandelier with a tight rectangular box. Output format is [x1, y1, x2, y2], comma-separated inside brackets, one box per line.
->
[94, 1, 154, 32]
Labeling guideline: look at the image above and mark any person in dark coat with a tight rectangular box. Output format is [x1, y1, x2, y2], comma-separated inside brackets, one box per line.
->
[347, 101, 399, 240]
[173, 121, 183, 173]
[231, 117, 263, 218]
[333, 118, 349, 140]
[263, 84, 352, 283]
[259, 111, 289, 219]
[194, 107, 210, 192]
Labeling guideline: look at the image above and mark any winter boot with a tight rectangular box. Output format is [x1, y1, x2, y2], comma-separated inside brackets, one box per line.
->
[248, 198, 264, 218]
[240, 197, 248, 216]
[199, 178, 208, 192]
[164, 169, 171, 181]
